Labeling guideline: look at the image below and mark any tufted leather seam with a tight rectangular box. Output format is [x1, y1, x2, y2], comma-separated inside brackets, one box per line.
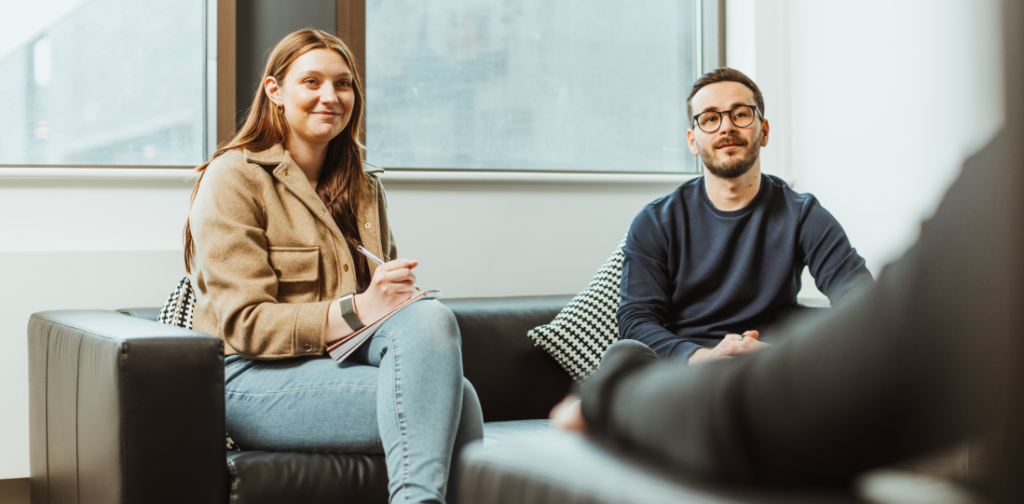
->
[118, 342, 130, 504]
[75, 335, 83, 504]
[226, 457, 239, 504]
[44, 324, 51, 504]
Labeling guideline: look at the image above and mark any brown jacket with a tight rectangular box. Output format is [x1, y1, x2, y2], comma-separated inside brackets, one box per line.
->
[187, 144, 396, 358]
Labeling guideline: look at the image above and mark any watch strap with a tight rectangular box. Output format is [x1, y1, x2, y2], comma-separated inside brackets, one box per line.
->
[338, 294, 364, 331]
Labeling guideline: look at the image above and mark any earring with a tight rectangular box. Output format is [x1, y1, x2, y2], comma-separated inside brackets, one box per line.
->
[276, 103, 283, 113]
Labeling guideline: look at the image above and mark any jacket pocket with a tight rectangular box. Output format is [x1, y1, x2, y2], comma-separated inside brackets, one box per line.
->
[268, 247, 321, 302]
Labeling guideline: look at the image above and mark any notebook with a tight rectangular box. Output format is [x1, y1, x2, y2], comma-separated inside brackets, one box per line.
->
[326, 289, 443, 362]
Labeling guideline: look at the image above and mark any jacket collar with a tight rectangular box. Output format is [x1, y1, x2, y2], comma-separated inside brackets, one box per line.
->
[244, 144, 384, 174]
[243, 144, 385, 266]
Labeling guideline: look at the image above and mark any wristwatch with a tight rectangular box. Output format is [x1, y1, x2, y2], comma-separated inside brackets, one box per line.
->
[338, 293, 364, 331]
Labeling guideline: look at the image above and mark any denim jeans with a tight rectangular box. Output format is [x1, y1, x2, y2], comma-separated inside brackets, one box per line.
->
[223, 300, 484, 504]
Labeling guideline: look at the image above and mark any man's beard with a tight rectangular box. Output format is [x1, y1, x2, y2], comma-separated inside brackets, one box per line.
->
[698, 134, 761, 179]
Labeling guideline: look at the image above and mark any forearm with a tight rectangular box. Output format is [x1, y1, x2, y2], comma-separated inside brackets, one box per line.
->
[827, 266, 873, 307]
[324, 295, 359, 344]
[618, 309, 701, 359]
[220, 300, 332, 358]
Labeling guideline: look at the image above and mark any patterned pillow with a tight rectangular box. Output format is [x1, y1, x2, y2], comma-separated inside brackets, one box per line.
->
[157, 276, 240, 452]
[157, 276, 196, 329]
[528, 235, 626, 382]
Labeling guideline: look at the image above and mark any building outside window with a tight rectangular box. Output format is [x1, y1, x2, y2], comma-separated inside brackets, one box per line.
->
[0, 0, 207, 167]
[365, 0, 703, 173]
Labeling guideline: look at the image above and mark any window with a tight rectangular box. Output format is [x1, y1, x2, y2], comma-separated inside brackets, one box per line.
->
[365, 0, 717, 173]
[0, 0, 208, 167]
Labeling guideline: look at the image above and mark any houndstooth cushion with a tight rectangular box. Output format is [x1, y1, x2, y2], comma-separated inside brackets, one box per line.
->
[157, 276, 240, 452]
[157, 276, 196, 329]
[528, 235, 626, 382]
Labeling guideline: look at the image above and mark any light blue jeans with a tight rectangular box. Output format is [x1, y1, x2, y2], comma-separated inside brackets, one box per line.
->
[223, 300, 484, 504]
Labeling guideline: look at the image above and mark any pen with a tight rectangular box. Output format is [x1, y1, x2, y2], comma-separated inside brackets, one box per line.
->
[357, 245, 421, 291]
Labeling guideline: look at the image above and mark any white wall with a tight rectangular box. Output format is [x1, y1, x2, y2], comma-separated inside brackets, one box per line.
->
[726, 0, 1004, 277]
[0, 0, 1007, 479]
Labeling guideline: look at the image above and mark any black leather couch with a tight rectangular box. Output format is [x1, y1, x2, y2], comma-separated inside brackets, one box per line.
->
[28, 295, 574, 504]
[33, 294, 945, 504]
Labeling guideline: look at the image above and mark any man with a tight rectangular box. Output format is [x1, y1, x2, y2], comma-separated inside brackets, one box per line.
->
[618, 68, 872, 363]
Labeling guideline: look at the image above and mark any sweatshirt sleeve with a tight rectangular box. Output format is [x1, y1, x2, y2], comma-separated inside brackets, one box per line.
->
[799, 199, 874, 307]
[617, 208, 703, 360]
[190, 160, 330, 359]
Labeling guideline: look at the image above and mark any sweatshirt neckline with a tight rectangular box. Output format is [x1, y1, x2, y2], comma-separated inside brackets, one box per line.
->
[699, 174, 768, 218]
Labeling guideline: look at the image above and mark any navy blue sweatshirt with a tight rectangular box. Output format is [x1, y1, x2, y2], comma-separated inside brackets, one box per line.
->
[618, 174, 872, 359]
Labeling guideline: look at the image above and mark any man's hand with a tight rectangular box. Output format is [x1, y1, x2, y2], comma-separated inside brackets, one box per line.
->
[688, 330, 766, 364]
[549, 394, 590, 435]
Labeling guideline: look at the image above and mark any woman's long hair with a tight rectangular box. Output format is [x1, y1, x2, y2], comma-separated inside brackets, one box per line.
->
[184, 29, 371, 287]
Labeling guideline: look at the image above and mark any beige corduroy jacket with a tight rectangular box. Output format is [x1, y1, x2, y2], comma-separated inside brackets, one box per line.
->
[187, 144, 396, 358]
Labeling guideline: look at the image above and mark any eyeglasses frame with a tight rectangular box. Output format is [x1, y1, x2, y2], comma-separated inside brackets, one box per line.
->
[691, 105, 763, 133]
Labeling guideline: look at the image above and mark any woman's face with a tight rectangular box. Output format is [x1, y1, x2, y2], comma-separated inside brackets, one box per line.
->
[266, 48, 356, 149]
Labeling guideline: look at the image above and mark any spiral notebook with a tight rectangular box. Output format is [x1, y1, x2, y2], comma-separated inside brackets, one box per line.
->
[327, 289, 442, 363]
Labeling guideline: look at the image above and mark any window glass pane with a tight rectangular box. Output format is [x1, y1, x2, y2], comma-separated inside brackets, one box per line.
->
[366, 0, 699, 172]
[0, 0, 205, 166]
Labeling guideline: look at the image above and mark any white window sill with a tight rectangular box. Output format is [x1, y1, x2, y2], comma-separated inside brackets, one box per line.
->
[0, 166, 698, 184]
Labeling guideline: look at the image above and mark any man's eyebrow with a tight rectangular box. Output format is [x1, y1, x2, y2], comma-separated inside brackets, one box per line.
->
[697, 102, 753, 115]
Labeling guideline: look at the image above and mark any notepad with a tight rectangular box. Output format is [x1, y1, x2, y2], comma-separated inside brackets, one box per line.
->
[326, 289, 442, 363]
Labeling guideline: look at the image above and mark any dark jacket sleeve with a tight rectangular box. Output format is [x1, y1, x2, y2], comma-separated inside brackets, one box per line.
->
[799, 199, 873, 307]
[581, 131, 1016, 486]
[617, 209, 702, 359]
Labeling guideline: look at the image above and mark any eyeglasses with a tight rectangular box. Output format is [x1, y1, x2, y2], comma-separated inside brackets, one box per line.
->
[692, 105, 761, 133]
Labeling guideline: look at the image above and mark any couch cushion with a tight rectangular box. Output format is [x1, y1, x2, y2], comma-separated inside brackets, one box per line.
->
[443, 296, 575, 421]
[224, 419, 552, 504]
[527, 236, 625, 382]
[484, 419, 551, 446]
[461, 430, 867, 504]
[115, 307, 162, 321]
[226, 451, 388, 504]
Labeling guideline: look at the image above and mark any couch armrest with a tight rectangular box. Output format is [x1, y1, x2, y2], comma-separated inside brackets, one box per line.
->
[29, 310, 226, 504]
[460, 431, 864, 504]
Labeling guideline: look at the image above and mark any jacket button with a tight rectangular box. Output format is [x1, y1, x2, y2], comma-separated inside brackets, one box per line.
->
[364, 222, 371, 228]
[343, 264, 349, 272]
[304, 344, 312, 352]
[283, 169, 289, 176]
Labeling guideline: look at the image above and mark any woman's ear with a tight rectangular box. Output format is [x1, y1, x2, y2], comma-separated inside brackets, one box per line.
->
[264, 76, 283, 106]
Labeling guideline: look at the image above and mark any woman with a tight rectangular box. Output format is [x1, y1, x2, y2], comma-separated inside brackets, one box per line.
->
[183, 29, 482, 504]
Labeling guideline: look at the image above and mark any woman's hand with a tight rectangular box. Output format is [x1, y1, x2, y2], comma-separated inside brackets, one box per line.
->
[353, 259, 418, 322]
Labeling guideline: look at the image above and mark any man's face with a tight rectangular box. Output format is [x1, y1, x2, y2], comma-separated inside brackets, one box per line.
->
[687, 81, 769, 179]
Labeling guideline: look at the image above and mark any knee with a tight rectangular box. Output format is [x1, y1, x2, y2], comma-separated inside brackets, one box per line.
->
[403, 300, 461, 346]
[603, 339, 658, 363]
[461, 378, 481, 411]
[459, 378, 484, 432]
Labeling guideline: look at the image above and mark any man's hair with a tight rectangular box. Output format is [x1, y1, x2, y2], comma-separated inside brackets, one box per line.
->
[686, 68, 765, 124]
